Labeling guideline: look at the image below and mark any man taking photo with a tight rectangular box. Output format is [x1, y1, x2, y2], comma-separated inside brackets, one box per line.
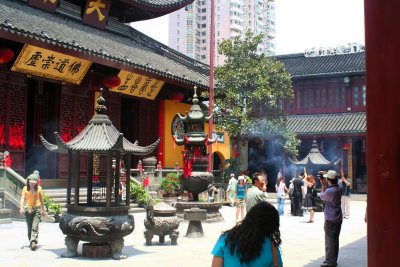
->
[318, 170, 343, 267]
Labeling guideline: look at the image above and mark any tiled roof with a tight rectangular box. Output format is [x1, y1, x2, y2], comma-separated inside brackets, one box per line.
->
[123, 0, 194, 9]
[275, 52, 365, 78]
[290, 140, 333, 165]
[120, 0, 195, 21]
[287, 112, 366, 135]
[40, 94, 160, 154]
[0, 0, 209, 89]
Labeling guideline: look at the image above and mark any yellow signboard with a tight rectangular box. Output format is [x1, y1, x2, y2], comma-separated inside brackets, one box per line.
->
[109, 70, 164, 100]
[12, 45, 92, 85]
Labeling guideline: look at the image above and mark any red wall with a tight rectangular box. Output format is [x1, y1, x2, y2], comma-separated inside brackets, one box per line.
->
[365, 0, 400, 265]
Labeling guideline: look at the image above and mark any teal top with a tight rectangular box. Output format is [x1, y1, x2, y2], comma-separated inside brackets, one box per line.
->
[211, 234, 283, 267]
[236, 184, 247, 199]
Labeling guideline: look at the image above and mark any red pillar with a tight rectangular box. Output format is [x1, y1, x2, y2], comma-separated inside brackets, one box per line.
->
[157, 100, 165, 166]
[207, 0, 215, 173]
[365, 0, 400, 265]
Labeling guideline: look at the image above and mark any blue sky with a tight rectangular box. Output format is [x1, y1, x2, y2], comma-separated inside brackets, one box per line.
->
[131, 0, 364, 55]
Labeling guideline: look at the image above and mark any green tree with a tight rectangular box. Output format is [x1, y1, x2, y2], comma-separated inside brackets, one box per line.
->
[214, 31, 300, 157]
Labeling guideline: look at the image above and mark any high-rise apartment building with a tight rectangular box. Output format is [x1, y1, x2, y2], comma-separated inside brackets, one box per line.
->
[169, 0, 276, 65]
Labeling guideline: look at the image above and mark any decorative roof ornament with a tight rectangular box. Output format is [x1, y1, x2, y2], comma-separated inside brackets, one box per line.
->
[95, 88, 107, 115]
[304, 43, 365, 57]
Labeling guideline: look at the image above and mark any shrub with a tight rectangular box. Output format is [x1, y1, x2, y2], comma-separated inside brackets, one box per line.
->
[42, 194, 62, 215]
[130, 182, 150, 206]
[160, 173, 180, 193]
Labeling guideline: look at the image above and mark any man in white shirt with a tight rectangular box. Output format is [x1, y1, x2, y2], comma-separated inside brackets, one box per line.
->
[226, 173, 237, 207]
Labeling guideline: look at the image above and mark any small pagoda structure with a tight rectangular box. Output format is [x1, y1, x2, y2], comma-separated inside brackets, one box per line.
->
[290, 139, 340, 176]
[173, 87, 216, 201]
[39, 88, 160, 259]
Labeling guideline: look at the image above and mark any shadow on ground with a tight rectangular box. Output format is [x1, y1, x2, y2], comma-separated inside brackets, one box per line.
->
[303, 236, 367, 267]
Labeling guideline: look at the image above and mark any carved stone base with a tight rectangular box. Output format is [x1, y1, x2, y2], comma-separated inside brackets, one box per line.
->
[59, 211, 134, 259]
[82, 243, 112, 258]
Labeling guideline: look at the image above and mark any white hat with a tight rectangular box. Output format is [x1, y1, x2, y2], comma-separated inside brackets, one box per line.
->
[230, 173, 235, 177]
[238, 176, 245, 182]
[323, 170, 338, 179]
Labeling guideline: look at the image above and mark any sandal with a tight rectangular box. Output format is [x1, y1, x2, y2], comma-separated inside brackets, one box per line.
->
[307, 220, 314, 223]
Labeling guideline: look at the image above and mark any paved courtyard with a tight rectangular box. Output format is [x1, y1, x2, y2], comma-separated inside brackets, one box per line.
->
[0, 200, 366, 267]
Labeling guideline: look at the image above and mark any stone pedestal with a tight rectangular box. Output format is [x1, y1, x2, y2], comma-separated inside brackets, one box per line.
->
[143, 157, 157, 191]
[175, 201, 223, 222]
[184, 208, 207, 238]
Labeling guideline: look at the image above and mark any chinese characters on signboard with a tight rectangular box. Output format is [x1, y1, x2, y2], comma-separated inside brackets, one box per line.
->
[83, 0, 111, 29]
[28, 0, 57, 12]
[109, 70, 165, 100]
[12, 45, 92, 85]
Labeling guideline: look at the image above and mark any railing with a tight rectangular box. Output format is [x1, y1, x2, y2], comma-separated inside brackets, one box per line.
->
[0, 166, 26, 209]
[129, 168, 224, 188]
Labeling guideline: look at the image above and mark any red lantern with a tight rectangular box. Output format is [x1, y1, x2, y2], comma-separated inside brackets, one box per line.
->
[0, 48, 14, 64]
[342, 143, 351, 150]
[169, 92, 184, 102]
[102, 75, 121, 88]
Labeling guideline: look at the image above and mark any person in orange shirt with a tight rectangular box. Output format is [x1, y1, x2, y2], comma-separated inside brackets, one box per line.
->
[19, 173, 45, 250]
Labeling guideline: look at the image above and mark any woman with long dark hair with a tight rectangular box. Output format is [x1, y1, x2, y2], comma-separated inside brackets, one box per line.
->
[211, 201, 283, 267]
[303, 175, 317, 223]
[19, 173, 45, 250]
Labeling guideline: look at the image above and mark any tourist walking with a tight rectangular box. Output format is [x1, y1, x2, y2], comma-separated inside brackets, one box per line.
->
[339, 171, 351, 219]
[245, 172, 268, 212]
[211, 201, 283, 267]
[303, 175, 317, 222]
[275, 176, 288, 216]
[318, 170, 343, 267]
[226, 173, 237, 207]
[19, 173, 46, 250]
[292, 172, 305, 216]
[235, 176, 247, 223]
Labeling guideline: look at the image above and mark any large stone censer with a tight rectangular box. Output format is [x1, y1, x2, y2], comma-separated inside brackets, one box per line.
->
[173, 87, 223, 221]
[40, 89, 160, 259]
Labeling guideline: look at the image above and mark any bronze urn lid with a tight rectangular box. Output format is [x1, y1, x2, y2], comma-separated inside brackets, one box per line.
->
[153, 202, 176, 216]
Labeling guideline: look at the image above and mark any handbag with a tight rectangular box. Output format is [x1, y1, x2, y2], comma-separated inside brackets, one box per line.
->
[270, 239, 282, 267]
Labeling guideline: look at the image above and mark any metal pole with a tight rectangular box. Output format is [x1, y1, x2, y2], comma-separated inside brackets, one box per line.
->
[207, 0, 215, 174]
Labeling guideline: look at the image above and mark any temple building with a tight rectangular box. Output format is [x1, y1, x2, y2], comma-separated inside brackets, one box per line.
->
[0, 0, 230, 185]
[247, 48, 367, 192]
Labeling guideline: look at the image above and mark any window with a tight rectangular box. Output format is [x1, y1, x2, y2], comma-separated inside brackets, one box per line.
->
[362, 85, 366, 106]
[310, 90, 314, 110]
[353, 86, 359, 106]
[322, 89, 327, 109]
[296, 90, 302, 111]
[316, 89, 320, 108]
[303, 89, 308, 110]
[341, 87, 346, 107]
[328, 89, 334, 107]
[335, 88, 340, 107]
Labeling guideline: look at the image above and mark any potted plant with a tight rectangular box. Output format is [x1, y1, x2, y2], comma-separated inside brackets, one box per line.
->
[160, 173, 180, 197]
[43, 194, 62, 222]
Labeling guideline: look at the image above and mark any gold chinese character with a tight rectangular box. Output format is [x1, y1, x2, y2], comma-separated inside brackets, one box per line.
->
[86, 0, 106, 22]
[43, 0, 57, 3]
[25, 52, 42, 67]
[54, 58, 70, 73]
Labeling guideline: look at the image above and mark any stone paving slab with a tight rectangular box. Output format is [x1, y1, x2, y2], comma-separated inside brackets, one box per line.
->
[0, 200, 366, 267]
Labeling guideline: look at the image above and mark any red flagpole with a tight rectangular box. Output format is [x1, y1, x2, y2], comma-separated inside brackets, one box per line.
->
[207, 0, 215, 174]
